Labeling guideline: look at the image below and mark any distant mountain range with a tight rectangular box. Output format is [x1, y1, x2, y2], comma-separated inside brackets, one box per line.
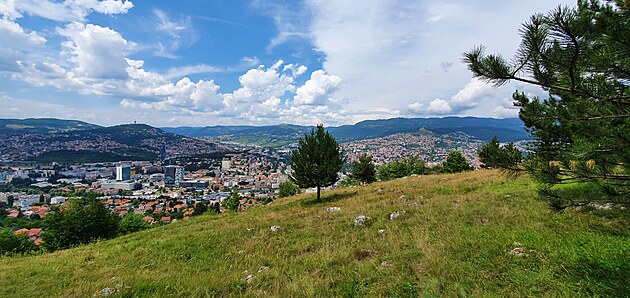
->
[162, 117, 529, 147]
[0, 117, 529, 162]
[0, 118, 101, 135]
[0, 124, 217, 163]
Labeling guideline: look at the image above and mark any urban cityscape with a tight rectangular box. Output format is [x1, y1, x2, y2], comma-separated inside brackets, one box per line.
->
[0, 125, 500, 246]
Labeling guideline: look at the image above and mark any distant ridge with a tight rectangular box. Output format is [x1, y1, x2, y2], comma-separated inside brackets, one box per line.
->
[0, 117, 529, 153]
[0, 118, 101, 135]
[0, 123, 217, 163]
[162, 117, 529, 146]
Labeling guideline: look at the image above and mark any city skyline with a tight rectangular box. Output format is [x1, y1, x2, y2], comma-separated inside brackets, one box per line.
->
[0, 0, 575, 127]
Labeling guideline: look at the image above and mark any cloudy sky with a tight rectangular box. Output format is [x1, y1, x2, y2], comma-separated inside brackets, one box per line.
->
[0, 0, 576, 127]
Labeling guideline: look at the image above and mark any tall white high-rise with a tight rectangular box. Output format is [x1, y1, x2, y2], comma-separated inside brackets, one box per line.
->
[116, 165, 131, 181]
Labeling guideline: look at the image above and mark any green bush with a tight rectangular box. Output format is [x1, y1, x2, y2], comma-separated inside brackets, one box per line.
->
[119, 214, 151, 235]
[0, 228, 38, 255]
[42, 197, 119, 251]
[278, 180, 302, 198]
[378, 156, 428, 181]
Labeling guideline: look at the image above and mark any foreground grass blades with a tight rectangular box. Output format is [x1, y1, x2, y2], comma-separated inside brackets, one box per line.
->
[0, 170, 628, 297]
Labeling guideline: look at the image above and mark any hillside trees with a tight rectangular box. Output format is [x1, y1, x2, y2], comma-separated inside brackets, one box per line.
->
[0, 228, 38, 255]
[119, 214, 150, 235]
[192, 202, 208, 216]
[42, 196, 119, 251]
[290, 125, 344, 201]
[478, 136, 523, 169]
[442, 151, 474, 173]
[378, 156, 429, 181]
[464, 0, 629, 207]
[351, 154, 377, 184]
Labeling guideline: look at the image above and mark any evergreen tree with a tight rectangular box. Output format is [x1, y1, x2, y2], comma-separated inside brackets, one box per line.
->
[464, 0, 629, 207]
[478, 136, 523, 169]
[290, 125, 345, 201]
[224, 186, 241, 211]
[442, 151, 474, 173]
[351, 154, 377, 185]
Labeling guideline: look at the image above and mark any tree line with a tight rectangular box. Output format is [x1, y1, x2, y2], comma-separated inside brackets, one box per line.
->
[281, 125, 476, 199]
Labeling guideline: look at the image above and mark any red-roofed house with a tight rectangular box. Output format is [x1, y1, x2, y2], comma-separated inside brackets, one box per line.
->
[37, 209, 48, 218]
[15, 228, 29, 235]
[28, 228, 43, 239]
[161, 216, 171, 223]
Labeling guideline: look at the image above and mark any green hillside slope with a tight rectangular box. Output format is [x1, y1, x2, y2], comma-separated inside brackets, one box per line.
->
[0, 171, 628, 297]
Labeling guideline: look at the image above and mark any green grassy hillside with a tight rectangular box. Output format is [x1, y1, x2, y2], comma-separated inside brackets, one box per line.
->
[1, 171, 628, 297]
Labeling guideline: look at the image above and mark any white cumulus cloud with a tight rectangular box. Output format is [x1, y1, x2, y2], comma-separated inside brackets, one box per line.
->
[408, 78, 493, 115]
[294, 70, 342, 106]
[58, 23, 131, 79]
[1, 0, 133, 22]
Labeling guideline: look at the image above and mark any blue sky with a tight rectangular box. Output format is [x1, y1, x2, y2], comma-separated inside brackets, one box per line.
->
[0, 0, 575, 127]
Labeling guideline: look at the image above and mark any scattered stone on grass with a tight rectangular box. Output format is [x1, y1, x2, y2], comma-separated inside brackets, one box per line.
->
[380, 261, 392, 267]
[375, 188, 384, 194]
[399, 195, 408, 200]
[389, 211, 403, 220]
[326, 207, 342, 213]
[258, 266, 269, 273]
[507, 247, 529, 257]
[378, 229, 386, 234]
[270, 226, 281, 232]
[96, 288, 115, 297]
[242, 275, 254, 283]
[354, 215, 371, 227]
[507, 242, 531, 257]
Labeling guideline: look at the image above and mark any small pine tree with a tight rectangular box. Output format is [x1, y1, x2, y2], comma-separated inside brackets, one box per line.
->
[290, 125, 344, 201]
[351, 154, 377, 185]
[442, 151, 474, 173]
[478, 136, 523, 169]
[224, 187, 241, 211]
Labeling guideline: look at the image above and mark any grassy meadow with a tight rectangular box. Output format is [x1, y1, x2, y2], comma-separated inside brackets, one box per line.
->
[0, 170, 628, 297]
